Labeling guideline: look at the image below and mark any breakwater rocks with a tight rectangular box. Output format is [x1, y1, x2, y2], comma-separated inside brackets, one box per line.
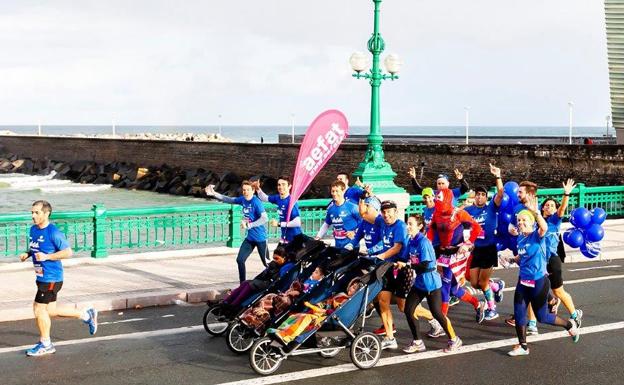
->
[0, 153, 326, 199]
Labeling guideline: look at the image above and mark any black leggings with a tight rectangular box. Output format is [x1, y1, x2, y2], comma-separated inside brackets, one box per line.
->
[404, 287, 454, 341]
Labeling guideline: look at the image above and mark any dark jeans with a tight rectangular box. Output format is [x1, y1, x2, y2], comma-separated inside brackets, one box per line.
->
[237, 239, 268, 282]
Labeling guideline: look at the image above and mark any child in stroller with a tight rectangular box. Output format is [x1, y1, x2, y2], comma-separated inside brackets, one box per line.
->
[267, 277, 363, 344]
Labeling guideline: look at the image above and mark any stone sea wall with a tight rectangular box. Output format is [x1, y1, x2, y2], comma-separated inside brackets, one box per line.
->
[1, 135, 623, 198]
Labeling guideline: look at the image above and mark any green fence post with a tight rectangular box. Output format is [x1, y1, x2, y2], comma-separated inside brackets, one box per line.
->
[227, 205, 243, 248]
[577, 183, 586, 208]
[91, 204, 108, 258]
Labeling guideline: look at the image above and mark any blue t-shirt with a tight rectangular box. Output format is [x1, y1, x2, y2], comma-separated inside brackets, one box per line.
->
[347, 215, 384, 252]
[407, 233, 442, 292]
[29, 223, 70, 283]
[465, 200, 498, 247]
[324, 200, 361, 249]
[344, 186, 364, 204]
[234, 196, 268, 242]
[517, 231, 548, 281]
[544, 213, 562, 258]
[379, 219, 409, 263]
[268, 194, 302, 243]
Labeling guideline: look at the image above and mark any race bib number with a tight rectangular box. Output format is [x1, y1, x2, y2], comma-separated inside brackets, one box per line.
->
[520, 279, 535, 288]
[437, 256, 451, 267]
[34, 264, 43, 278]
[333, 229, 347, 239]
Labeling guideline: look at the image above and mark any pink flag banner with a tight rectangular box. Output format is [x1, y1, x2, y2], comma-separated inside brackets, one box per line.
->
[286, 109, 349, 221]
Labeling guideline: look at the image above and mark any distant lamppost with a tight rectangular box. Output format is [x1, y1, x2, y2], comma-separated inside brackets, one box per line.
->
[464, 106, 470, 144]
[568, 101, 574, 144]
[350, 0, 404, 194]
[606, 114, 611, 137]
[291, 113, 295, 144]
[218, 114, 222, 137]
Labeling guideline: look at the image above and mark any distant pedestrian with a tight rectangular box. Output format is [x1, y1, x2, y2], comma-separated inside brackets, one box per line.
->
[20, 200, 98, 357]
[260, 137, 264, 144]
[206, 182, 269, 282]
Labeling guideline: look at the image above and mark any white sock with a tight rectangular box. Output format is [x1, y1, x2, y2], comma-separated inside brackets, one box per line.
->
[81, 309, 90, 321]
[41, 338, 51, 347]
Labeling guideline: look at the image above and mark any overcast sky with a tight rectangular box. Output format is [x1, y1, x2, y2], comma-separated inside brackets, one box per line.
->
[0, 0, 610, 127]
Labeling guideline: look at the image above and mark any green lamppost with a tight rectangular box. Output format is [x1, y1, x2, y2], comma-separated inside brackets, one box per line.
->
[350, 0, 404, 194]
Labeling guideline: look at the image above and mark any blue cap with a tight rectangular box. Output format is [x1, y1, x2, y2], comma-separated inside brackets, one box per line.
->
[364, 196, 381, 212]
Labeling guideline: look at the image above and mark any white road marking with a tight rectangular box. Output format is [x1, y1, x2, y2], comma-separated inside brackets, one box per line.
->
[568, 265, 621, 272]
[217, 321, 624, 385]
[500, 273, 624, 292]
[0, 325, 203, 355]
[161, 314, 175, 318]
[99, 318, 147, 325]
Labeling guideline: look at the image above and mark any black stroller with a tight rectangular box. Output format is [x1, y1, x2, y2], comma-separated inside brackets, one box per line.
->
[202, 236, 326, 337]
[248, 260, 392, 375]
[225, 245, 360, 354]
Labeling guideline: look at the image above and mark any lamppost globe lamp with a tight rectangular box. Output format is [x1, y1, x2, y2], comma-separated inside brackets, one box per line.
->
[350, 0, 405, 195]
[350, 52, 370, 73]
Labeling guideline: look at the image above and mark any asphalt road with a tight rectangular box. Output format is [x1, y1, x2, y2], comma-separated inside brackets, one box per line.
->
[1, 260, 623, 385]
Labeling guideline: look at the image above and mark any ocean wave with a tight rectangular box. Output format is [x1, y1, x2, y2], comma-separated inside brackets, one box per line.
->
[39, 184, 112, 193]
[0, 171, 57, 182]
[0, 172, 111, 193]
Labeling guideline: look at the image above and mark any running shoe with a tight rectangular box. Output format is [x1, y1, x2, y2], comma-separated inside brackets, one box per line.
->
[381, 337, 398, 350]
[507, 344, 529, 356]
[449, 296, 460, 307]
[84, 307, 98, 335]
[484, 309, 500, 321]
[373, 324, 396, 336]
[573, 309, 584, 328]
[476, 300, 486, 324]
[443, 337, 462, 353]
[527, 324, 539, 335]
[548, 297, 561, 314]
[403, 340, 426, 353]
[568, 319, 580, 343]
[505, 316, 516, 327]
[26, 342, 56, 357]
[494, 279, 506, 303]
[427, 319, 445, 338]
[365, 303, 376, 319]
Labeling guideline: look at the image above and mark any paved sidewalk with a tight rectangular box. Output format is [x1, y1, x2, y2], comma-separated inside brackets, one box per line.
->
[1, 220, 623, 323]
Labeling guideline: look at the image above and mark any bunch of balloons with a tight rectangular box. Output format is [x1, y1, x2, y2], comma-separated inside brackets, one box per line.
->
[563, 207, 607, 258]
[496, 181, 520, 253]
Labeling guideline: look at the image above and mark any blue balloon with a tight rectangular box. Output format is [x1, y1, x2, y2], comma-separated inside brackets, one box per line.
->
[499, 193, 510, 210]
[504, 181, 519, 201]
[585, 223, 605, 242]
[570, 208, 592, 229]
[564, 229, 584, 248]
[562, 229, 572, 245]
[580, 241, 601, 259]
[590, 208, 607, 225]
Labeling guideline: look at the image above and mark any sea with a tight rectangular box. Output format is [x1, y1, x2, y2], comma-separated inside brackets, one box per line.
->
[0, 124, 613, 214]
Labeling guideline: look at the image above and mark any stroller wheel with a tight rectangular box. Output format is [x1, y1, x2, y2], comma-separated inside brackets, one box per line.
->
[226, 322, 256, 354]
[318, 348, 341, 358]
[203, 305, 230, 336]
[249, 337, 284, 375]
[350, 332, 381, 370]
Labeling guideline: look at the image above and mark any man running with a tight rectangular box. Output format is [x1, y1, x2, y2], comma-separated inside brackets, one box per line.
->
[253, 176, 302, 245]
[206, 181, 269, 282]
[20, 200, 97, 356]
[464, 164, 506, 320]
[315, 180, 361, 249]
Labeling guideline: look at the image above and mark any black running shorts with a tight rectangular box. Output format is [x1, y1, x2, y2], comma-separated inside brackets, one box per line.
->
[34, 281, 63, 304]
[470, 244, 498, 269]
[547, 255, 563, 289]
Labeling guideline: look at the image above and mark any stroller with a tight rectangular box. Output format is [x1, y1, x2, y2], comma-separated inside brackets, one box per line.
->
[225, 245, 360, 354]
[248, 259, 392, 375]
[202, 236, 326, 337]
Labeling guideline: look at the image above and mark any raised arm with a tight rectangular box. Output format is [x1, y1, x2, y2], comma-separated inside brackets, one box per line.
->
[409, 167, 424, 194]
[205, 185, 237, 204]
[557, 179, 576, 218]
[526, 195, 548, 238]
[455, 168, 470, 194]
[490, 163, 504, 206]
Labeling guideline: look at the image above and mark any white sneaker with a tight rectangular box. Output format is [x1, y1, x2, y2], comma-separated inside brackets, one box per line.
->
[507, 344, 529, 356]
[427, 319, 445, 338]
[527, 324, 539, 335]
[381, 337, 398, 350]
[403, 340, 426, 353]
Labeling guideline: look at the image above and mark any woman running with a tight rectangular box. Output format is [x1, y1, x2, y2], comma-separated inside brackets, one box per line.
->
[508, 195, 580, 356]
[402, 214, 462, 353]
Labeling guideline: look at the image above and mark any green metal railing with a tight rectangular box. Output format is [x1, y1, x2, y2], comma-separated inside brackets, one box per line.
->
[2, 183, 622, 259]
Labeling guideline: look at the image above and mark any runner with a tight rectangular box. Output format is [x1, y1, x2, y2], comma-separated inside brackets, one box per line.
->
[336, 173, 364, 204]
[19, 200, 97, 356]
[374, 200, 410, 349]
[409, 167, 470, 206]
[464, 164, 506, 321]
[507, 200, 580, 356]
[525, 179, 584, 334]
[315, 180, 361, 249]
[428, 190, 486, 323]
[253, 176, 302, 244]
[206, 181, 269, 283]
[402, 214, 462, 353]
